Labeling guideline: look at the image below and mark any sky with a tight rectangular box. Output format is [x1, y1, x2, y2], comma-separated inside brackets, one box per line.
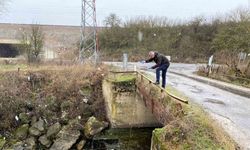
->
[0, 0, 249, 26]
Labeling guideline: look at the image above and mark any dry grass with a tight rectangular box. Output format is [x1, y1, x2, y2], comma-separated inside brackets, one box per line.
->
[197, 65, 250, 88]
[153, 103, 237, 150]
[0, 64, 108, 133]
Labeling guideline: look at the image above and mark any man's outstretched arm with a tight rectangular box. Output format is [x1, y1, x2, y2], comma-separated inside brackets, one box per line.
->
[145, 58, 154, 63]
[151, 57, 163, 69]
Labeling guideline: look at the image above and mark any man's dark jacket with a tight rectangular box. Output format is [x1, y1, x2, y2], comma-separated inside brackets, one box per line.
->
[146, 52, 170, 69]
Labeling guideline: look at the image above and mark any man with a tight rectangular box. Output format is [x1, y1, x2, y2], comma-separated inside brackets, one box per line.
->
[142, 51, 170, 88]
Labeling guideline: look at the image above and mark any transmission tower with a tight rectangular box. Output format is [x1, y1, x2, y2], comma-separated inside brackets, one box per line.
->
[80, 0, 98, 63]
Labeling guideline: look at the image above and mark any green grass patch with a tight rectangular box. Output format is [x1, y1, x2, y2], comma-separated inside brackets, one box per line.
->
[114, 74, 136, 82]
[0, 64, 28, 71]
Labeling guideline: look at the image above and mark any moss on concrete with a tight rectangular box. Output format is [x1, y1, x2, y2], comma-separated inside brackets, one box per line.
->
[114, 74, 136, 83]
[109, 73, 136, 93]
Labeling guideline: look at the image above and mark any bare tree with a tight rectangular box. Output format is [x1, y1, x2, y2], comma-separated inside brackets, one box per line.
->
[103, 13, 121, 27]
[21, 24, 45, 63]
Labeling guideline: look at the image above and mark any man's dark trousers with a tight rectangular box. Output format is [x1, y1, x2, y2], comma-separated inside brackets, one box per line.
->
[156, 64, 169, 88]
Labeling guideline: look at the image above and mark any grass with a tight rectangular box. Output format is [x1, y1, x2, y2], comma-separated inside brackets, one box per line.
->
[114, 74, 136, 82]
[0, 64, 28, 71]
[152, 103, 237, 150]
[197, 65, 250, 88]
[0, 64, 108, 133]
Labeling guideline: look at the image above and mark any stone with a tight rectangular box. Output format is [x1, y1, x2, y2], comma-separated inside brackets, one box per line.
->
[12, 141, 24, 150]
[25, 137, 36, 150]
[19, 113, 31, 124]
[31, 116, 37, 126]
[29, 127, 41, 137]
[29, 118, 45, 136]
[46, 122, 61, 138]
[84, 116, 109, 138]
[77, 140, 86, 150]
[39, 135, 52, 148]
[32, 118, 45, 132]
[49, 125, 81, 150]
[0, 136, 6, 150]
[15, 124, 29, 140]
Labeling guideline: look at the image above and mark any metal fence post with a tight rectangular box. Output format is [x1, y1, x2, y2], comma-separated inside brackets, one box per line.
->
[123, 53, 128, 71]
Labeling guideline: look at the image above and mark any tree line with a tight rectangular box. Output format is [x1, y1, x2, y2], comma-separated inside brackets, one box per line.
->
[99, 8, 250, 62]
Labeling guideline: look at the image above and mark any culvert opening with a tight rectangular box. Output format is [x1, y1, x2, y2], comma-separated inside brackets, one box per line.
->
[83, 128, 155, 150]
[0, 43, 21, 57]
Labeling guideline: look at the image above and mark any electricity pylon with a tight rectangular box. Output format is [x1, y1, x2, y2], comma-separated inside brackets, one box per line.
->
[80, 0, 98, 63]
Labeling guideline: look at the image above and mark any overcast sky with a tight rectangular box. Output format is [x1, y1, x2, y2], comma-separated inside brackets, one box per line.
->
[0, 0, 249, 26]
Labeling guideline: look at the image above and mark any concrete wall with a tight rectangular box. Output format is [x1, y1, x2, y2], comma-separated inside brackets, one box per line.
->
[0, 23, 81, 59]
[0, 23, 103, 59]
[102, 79, 160, 128]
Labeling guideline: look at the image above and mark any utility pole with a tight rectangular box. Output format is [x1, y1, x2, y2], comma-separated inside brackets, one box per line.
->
[80, 0, 98, 63]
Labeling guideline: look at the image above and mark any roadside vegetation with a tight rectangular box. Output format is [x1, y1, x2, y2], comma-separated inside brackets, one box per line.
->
[99, 8, 249, 62]
[152, 103, 237, 150]
[0, 64, 108, 149]
[98, 8, 250, 85]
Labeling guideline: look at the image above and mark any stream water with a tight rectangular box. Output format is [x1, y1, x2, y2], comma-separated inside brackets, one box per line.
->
[83, 128, 155, 150]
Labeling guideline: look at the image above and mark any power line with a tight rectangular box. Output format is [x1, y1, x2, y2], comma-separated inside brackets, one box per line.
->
[80, 0, 98, 63]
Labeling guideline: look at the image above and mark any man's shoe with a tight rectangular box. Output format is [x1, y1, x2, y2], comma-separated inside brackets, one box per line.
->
[153, 81, 160, 85]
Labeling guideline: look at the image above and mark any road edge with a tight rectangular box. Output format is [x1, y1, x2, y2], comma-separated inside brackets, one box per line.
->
[169, 71, 250, 98]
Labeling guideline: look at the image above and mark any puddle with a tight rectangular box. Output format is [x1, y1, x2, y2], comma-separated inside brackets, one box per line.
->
[190, 89, 203, 93]
[190, 85, 203, 93]
[204, 98, 226, 105]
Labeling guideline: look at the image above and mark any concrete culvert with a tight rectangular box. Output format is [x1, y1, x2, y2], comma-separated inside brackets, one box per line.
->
[0, 43, 20, 57]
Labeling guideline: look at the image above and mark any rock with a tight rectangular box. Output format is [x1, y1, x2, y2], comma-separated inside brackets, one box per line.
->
[46, 122, 61, 138]
[31, 116, 37, 126]
[19, 113, 31, 124]
[0, 136, 6, 150]
[84, 117, 109, 138]
[15, 124, 29, 140]
[12, 141, 24, 150]
[24, 137, 36, 150]
[77, 140, 86, 150]
[29, 118, 45, 136]
[32, 118, 45, 132]
[39, 135, 52, 148]
[29, 127, 41, 137]
[49, 125, 80, 150]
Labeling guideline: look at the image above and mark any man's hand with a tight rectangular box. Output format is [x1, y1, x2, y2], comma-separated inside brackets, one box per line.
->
[140, 60, 146, 64]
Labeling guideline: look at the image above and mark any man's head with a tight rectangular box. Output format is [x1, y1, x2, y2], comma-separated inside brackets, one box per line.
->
[148, 51, 155, 59]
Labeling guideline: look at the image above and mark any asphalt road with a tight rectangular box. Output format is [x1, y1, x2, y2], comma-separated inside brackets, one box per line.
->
[106, 62, 250, 149]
